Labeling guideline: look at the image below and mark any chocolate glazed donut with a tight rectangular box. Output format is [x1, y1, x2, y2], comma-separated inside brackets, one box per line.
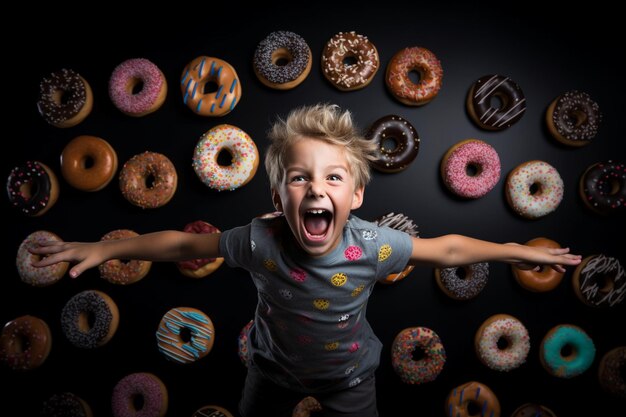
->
[579, 160, 625, 215]
[467, 74, 526, 130]
[366, 115, 419, 173]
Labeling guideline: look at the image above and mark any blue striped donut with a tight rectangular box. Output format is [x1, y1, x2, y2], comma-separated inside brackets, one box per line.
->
[156, 307, 214, 364]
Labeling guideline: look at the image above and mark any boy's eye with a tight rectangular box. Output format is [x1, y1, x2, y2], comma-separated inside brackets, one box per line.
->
[328, 174, 342, 181]
[290, 175, 306, 182]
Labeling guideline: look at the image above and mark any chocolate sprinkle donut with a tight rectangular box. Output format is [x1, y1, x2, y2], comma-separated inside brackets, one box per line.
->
[366, 115, 420, 173]
[6, 161, 53, 216]
[549, 90, 601, 145]
[436, 262, 489, 300]
[253, 31, 311, 86]
[40, 392, 92, 417]
[37, 69, 89, 126]
[579, 160, 625, 215]
[61, 290, 117, 348]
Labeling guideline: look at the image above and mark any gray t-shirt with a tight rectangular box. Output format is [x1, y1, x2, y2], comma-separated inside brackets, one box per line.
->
[220, 214, 412, 393]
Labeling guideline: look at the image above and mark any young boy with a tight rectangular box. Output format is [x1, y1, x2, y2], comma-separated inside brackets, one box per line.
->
[33, 104, 581, 417]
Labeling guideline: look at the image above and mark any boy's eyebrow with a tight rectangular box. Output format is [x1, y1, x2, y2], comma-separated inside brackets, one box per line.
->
[285, 164, 349, 173]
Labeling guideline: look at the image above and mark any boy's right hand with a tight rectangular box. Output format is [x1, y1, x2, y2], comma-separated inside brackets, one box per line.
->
[30, 241, 104, 278]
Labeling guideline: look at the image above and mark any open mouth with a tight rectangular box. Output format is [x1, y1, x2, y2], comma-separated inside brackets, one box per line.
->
[303, 209, 333, 239]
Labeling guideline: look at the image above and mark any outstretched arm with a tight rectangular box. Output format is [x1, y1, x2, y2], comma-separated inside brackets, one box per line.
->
[31, 231, 221, 278]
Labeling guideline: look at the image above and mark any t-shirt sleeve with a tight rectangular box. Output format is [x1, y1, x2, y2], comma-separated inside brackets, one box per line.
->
[219, 223, 254, 270]
[374, 225, 413, 281]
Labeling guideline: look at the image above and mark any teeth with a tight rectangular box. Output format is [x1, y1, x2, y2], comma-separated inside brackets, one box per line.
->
[307, 209, 327, 214]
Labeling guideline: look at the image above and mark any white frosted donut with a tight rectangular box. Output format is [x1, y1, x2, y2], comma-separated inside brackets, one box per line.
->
[475, 314, 530, 372]
[16, 230, 69, 286]
[506, 160, 564, 218]
[192, 124, 259, 191]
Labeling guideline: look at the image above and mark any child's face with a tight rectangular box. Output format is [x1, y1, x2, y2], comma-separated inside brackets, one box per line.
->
[272, 137, 364, 257]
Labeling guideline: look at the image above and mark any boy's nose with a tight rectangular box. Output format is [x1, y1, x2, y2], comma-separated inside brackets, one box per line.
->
[307, 181, 325, 198]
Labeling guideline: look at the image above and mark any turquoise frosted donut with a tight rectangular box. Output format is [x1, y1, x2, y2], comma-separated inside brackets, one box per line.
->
[540, 324, 595, 378]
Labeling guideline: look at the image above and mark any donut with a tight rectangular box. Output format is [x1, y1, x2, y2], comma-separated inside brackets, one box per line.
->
[40, 393, 93, 417]
[180, 56, 241, 116]
[61, 290, 119, 349]
[546, 90, 601, 146]
[579, 160, 625, 215]
[156, 307, 215, 364]
[112, 372, 168, 417]
[292, 397, 322, 417]
[572, 254, 625, 308]
[109, 58, 167, 117]
[598, 346, 626, 399]
[321, 31, 379, 91]
[237, 319, 253, 366]
[444, 381, 500, 417]
[193, 124, 259, 191]
[466, 74, 526, 130]
[385, 46, 443, 106]
[17, 230, 69, 287]
[474, 314, 530, 372]
[119, 151, 177, 208]
[375, 212, 419, 283]
[506, 160, 564, 219]
[7, 160, 59, 216]
[37, 68, 93, 128]
[61, 135, 118, 192]
[540, 324, 595, 378]
[176, 221, 224, 278]
[510, 403, 557, 417]
[440, 139, 501, 199]
[511, 237, 564, 292]
[0, 315, 51, 371]
[391, 327, 446, 384]
[192, 405, 234, 417]
[435, 262, 489, 300]
[253, 31, 312, 90]
[98, 229, 152, 285]
[365, 115, 419, 173]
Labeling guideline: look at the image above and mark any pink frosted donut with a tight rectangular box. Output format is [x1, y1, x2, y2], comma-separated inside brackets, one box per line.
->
[109, 58, 167, 117]
[16, 230, 69, 286]
[112, 372, 168, 417]
[440, 139, 501, 198]
[506, 160, 564, 218]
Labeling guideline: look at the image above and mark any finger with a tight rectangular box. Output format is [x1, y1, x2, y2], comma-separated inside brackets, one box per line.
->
[69, 267, 82, 278]
[548, 247, 570, 255]
[551, 264, 566, 273]
[32, 253, 66, 267]
[29, 243, 66, 255]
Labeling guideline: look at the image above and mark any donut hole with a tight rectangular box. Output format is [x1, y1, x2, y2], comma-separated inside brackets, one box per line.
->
[342, 55, 358, 67]
[129, 79, 145, 95]
[78, 311, 97, 332]
[81, 156, 95, 170]
[529, 182, 542, 196]
[144, 174, 156, 189]
[619, 363, 626, 382]
[593, 273, 615, 293]
[13, 334, 30, 354]
[568, 109, 588, 127]
[179, 327, 193, 343]
[465, 163, 482, 177]
[52, 88, 71, 106]
[496, 336, 510, 350]
[217, 149, 234, 167]
[381, 136, 399, 153]
[600, 178, 621, 196]
[411, 347, 426, 362]
[466, 401, 482, 415]
[203, 81, 219, 95]
[407, 69, 422, 85]
[489, 94, 505, 110]
[560, 343, 576, 360]
[456, 267, 468, 280]
[131, 394, 145, 411]
[271, 48, 293, 67]
[19, 181, 37, 200]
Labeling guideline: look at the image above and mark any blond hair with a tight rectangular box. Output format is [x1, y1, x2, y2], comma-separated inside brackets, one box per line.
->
[265, 104, 376, 189]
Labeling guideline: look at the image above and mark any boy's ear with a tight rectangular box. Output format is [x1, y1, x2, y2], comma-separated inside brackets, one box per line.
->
[271, 189, 283, 212]
[351, 186, 364, 210]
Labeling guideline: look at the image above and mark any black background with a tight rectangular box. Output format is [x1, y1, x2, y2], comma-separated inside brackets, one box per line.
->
[3, 4, 625, 416]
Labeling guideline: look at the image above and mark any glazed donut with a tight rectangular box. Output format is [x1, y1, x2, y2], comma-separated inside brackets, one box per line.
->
[506, 160, 564, 219]
[112, 372, 168, 417]
[292, 397, 322, 417]
[253, 31, 312, 90]
[40, 393, 93, 417]
[321, 31, 379, 91]
[0, 315, 51, 371]
[193, 405, 234, 417]
[181, 56, 241, 116]
[61, 290, 119, 349]
[375, 212, 419, 283]
[435, 262, 489, 300]
[61, 135, 118, 192]
[572, 254, 625, 308]
[37, 68, 93, 128]
[17, 230, 69, 287]
[119, 151, 178, 208]
[391, 327, 446, 384]
[598, 346, 626, 399]
[365, 115, 419, 173]
[237, 319, 253, 366]
[177, 221, 224, 278]
[474, 314, 530, 372]
[510, 403, 557, 417]
[466, 74, 527, 130]
[579, 160, 625, 215]
[386, 46, 443, 106]
[540, 324, 595, 378]
[512, 237, 564, 292]
[7, 160, 59, 216]
[156, 307, 215, 364]
[98, 229, 152, 285]
[546, 90, 601, 146]
[440, 139, 501, 199]
[193, 124, 259, 191]
[109, 58, 167, 117]
[445, 381, 500, 417]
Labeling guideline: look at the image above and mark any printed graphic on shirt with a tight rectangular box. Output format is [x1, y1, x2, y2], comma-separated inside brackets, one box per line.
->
[264, 259, 278, 271]
[330, 272, 348, 286]
[313, 299, 330, 310]
[351, 284, 365, 297]
[378, 244, 392, 262]
[290, 268, 307, 282]
[344, 245, 363, 260]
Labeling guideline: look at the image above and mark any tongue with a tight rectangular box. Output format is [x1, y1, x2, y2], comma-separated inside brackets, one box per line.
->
[304, 215, 329, 236]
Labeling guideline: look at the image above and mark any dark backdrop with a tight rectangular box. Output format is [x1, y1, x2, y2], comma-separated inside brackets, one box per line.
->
[3, 5, 625, 416]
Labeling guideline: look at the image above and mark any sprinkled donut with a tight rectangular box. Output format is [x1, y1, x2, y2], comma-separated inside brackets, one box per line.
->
[61, 135, 118, 192]
[512, 237, 564, 292]
[440, 139, 501, 199]
[112, 372, 168, 417]
[193, 124, 259, 191]
[61, 290, 119, 349]
[506, 160, 564, 219]
[321, 31, 379, 91]
[540, 324, 595, 378]
[375, 212, 419, 283]
[572, 254, 625, 308]
[40, 392, 93, 417]
[386, 46, 443, 106]
[466, 74, 526, 130]
[156, 307, 215, 364]
[98, 229, 152, 285]
[177, 221, 224, 278]
[579, 160, 625, 215]
[37, 68, 93, 127]
[445, 381, 500, 417]
[192, 405, 235, 417]
[474, 314, 530, 372]
[546, 90, 601, 146]
[119, 151, 177, 208]
[435, 262, 489, 300]
[292, 397, 322, 417]
[366, 115, 419, 173]
[0, 315, 51, 371]
[237, 319, 253, 366]
[510, 403, 557, 417]
[391, 327, 446, 384]
[253, 31, 312, 90]
[16, 230, 69, 287]
[181, 56, 241, 116]
[598, 346, 626, 399]
[109, 58, 167, 117]
[7, 160, 59, 216]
